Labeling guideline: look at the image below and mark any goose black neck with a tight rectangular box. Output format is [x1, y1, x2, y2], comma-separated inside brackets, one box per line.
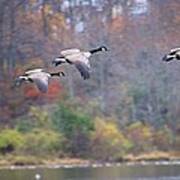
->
[51, 72, 65, 77]
[176, 54, 180, 60]
[28, 78, 33, 82]
[89, 47, 102, 54]
[50, 72, 60, 77]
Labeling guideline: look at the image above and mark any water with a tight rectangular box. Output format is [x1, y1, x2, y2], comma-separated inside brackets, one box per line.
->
[0, 163, 180, 180]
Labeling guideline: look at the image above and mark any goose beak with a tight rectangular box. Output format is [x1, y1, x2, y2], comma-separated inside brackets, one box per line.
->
[105, 47, 109, 51]
[162, 56, 167, 61]
[52, 59, 57, 66]
[14, 78, 21, 86]
[162, 55, 174, 62]
[60, 72, 65, 76]
[11, 78, 21, 89]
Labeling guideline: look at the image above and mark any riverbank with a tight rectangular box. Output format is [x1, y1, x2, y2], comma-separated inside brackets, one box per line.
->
[0, 151, 180, 169]
[124, 151, 180, 162]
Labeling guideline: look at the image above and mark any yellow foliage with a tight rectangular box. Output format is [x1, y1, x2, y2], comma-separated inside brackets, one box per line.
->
[127, 121, 153, 139]
[153, 126, 174, 150]
[126, 121, 154, 153]
[90, 118, 132, 160]
[94, 118, 124, 145]
[22, 128, 64, 155]
[29, 106, 52, 129]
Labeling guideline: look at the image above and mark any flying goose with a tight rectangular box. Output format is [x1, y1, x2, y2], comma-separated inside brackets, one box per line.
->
[52, 46, 108, 79]
[162, 48, 180, 62]
[14, 68, 65, 93]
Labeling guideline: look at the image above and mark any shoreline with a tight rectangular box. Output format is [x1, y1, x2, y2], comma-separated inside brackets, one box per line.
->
[0, 151, 180, 170]
[0, 159, 180, 170]
[0, 160, 180, 171]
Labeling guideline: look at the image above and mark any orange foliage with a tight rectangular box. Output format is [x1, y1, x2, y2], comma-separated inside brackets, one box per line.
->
[24, 80, 63, 100]
[110, 17, 125, 32]
[44, 80, 63, 100]
[24, 85, 40, 98]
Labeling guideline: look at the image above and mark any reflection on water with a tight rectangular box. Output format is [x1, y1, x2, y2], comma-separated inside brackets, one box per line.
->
[0, 163, 180, 180]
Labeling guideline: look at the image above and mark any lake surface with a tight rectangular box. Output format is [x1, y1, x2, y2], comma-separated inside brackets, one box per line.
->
[0, 162, 180, 180]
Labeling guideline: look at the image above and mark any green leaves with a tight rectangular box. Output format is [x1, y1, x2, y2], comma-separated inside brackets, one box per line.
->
[52, 103, 94, 157]
[0, 129, 24, 154]
[52, 103, 94, 138]
[22, 129, 64, 155]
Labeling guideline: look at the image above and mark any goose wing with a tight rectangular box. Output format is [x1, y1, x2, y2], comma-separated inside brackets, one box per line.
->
[74, 61, 90, 79]
[30, 72, 49, 93]
[169, 48, 180, 55]
[67, 53, 91, 79]
[61, 49, 80, 56]
[61, 51, 91, 79]
[65, 52, 91, 66]
[25, 68, 44, 75]
[170, 48, 180, 53]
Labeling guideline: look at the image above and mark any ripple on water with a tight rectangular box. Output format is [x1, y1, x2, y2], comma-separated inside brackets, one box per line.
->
[131, 177, 180, 180]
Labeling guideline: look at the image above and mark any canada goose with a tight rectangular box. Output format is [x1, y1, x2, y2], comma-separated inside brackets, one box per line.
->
[52, 46, 108, 79]
[162, 48, 180, 62]
[14, 68, 65, 93]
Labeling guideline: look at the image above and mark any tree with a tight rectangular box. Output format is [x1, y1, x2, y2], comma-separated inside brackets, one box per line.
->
[52, 102, 94, 157]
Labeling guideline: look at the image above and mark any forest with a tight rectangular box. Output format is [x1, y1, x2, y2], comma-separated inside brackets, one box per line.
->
[0, 0, 180, 165]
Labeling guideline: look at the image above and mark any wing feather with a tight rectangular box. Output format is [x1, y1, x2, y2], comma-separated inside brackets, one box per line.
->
[168, 48, 180, 56]
[61, 49, 80, 56]
[65, 53, 91, 67]
[60, 49, 91, 79]
[75, 61, 90, 80]
[25, 68, 44, 75]
[30, 72, 49, 93]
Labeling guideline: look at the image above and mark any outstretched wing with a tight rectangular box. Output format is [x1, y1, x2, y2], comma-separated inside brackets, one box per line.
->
[33, 78, 48, 93]
[25, 68, 44, 75]
[60, 49, 91, 79]
[74, 61, 90, 80]
[65, 52, 91, 66]
[61, 49, 80, 56]
[169, 48, 180, 55]
[30, 73, 49, 93]
[65, 53, 91, 79]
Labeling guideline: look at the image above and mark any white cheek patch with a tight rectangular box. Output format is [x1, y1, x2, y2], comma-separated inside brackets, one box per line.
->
[55, 57, 66, 62]
[167, 55, 175, 59]
[176, 52, 180, 56]
[19, 76, 28, 81]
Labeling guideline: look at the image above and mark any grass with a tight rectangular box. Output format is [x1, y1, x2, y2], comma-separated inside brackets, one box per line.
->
[124, 151, 180, 162]
[0, 155, 90, 167]
[0, 155, 43, 166]
[0, 151, 180, 168]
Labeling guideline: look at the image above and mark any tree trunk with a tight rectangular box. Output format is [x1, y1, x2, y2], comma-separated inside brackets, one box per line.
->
[0, 1, 6, 71]
[41, 0, 49, 36]
[7, 0, 16, 73]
